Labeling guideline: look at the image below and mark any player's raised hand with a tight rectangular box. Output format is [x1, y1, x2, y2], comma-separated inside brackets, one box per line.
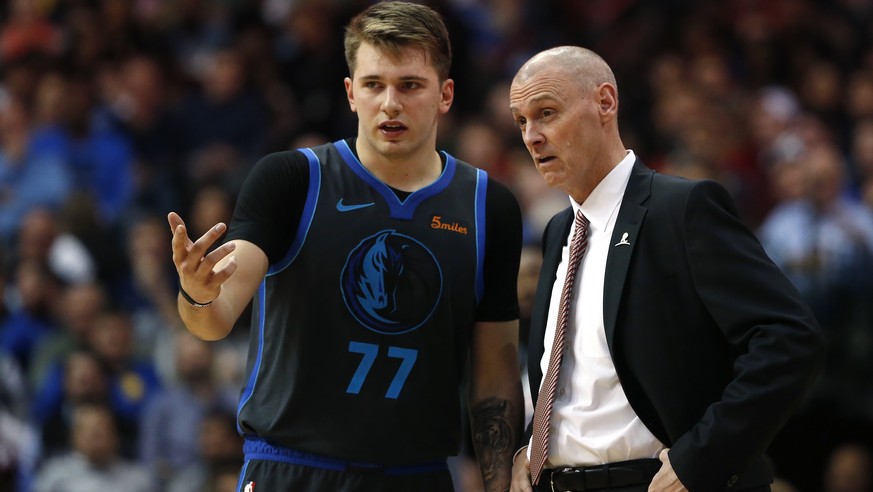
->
[167, 211, 238, 306]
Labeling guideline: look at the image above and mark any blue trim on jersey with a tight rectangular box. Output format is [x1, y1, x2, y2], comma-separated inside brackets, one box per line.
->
[474, 169, 488, 303]
[334, 139, 456, 220]
[243, 438, 448, 475]
[268, 147, 322, 275]
[235, 461, 250, 492]
[236, 281, 267, 435]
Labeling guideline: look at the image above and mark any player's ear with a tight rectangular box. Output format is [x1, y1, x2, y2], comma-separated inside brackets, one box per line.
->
[345, 77, 357, 113]
[439, 78, 454, 114]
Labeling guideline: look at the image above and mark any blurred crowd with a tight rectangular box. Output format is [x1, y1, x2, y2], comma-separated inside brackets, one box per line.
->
[2, 0, 873, 491]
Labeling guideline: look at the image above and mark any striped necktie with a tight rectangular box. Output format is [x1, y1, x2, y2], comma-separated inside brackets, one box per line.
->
[529, 210, 590, 485]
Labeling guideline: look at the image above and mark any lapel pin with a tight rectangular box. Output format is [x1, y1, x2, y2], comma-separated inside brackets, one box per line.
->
[615, 232, 630, 246]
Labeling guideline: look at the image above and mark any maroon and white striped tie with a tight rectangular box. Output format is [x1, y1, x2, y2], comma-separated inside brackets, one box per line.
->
[529, 210, 590, 485]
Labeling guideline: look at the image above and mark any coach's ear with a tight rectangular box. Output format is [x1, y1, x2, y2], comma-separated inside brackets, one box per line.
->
[596, 82, 618, 124]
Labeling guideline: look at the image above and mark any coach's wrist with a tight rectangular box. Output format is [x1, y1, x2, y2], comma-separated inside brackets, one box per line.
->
[513, 445, 529, 465]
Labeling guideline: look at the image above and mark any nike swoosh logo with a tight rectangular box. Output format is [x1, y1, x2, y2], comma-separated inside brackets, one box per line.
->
[336, 199, 375, 212]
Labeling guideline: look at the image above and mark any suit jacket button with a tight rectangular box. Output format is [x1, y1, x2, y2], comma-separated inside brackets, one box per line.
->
[726, 475, 738, 487]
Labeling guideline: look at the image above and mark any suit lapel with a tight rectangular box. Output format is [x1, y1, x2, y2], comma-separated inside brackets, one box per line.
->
[603, 160, 652, 349]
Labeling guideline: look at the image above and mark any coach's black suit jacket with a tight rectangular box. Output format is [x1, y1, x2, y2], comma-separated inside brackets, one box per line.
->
[527, 160, 826, 491]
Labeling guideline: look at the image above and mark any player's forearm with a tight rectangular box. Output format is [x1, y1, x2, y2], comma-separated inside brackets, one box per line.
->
[470, 387, 523, 492]
[469, 320, 523, 490]
[177, 292, 237, 341]
[174, 239, 267, 342]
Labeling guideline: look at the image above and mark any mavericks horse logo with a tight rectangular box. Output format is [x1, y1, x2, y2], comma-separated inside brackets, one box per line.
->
[341, 230, 442, 334]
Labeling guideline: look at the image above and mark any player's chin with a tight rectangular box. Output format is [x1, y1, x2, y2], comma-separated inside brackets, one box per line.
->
[377, 139, 414, 156]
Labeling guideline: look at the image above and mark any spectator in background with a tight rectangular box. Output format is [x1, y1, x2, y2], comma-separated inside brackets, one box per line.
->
[452, 118, 511, 182]
[103, 53, 184, 216]
[749, 86, 803, 172]
[0, 95, 72, 245]
[139, 331, 236, 488]
[0, 0, 62, 65]
[27, 281, 107, 394]
[758, 143, 873, 479]
[845, 70, 873, 123]
[797, 59, 846, 136]
[0, 259, 60, 372]
[186, 181, 235, 245]
[165, 407, 244, 492]
[8, 207, 96, 286]
[29, 73, 135, 227]
[86, 309, 161, 459]
[169, 45, 268, 190]
[32, 402, 153, 492]
[758, 145, 873, 370]
[0, 347, 39, 492]
[848, 118, 873, 196]
[504, 147, 568, 245]
[116, 213, 184, 383]
[32, 349, 109, 460]
[273, 1, 351, 139]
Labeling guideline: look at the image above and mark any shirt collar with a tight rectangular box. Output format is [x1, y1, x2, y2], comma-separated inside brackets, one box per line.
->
[570, 150, 635, 233]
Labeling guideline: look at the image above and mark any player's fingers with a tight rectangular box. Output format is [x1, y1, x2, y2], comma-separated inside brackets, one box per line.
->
[185, 223, 228, 271]
[183, 254, 237, 305]
[167, 212, 196, 253]
[170, 222, 195, 269]
[199, 241, 237, 273]
[167, 211, 184, 233]
[207, 254, 238, 288]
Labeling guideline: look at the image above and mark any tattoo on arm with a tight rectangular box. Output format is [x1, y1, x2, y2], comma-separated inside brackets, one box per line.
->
[471, 397, 516, 490]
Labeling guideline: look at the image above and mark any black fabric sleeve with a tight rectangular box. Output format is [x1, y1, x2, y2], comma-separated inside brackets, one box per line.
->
[476, 177, 523, 322]
[225, 151, 310, 265]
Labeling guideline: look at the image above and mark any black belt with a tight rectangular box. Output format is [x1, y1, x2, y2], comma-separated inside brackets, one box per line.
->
[535, 458, 662, 492]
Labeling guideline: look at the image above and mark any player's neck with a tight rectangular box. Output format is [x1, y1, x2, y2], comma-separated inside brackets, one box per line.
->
[356, 139, 443, 192]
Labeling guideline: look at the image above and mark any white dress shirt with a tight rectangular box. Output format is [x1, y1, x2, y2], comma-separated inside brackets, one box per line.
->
[529, 150, 665, 466]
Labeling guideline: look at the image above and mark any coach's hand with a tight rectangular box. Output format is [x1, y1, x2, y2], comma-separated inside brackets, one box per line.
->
[168, 211, 237, 307]
[648, 448, 687, 492]
[510, 448, 533, 492]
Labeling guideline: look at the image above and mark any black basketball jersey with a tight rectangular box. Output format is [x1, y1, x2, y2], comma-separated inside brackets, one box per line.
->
[236, 140, 489, 463]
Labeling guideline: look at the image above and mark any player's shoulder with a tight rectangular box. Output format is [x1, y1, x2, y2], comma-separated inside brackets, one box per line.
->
[247, 149, 316, 183]
[255, 149, 310, 168]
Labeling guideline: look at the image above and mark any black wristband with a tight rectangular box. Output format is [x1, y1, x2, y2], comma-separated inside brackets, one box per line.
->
[179, 285, 213, 308]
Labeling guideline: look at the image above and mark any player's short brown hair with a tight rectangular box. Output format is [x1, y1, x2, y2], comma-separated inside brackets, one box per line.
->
[344, 1, 452, 81]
